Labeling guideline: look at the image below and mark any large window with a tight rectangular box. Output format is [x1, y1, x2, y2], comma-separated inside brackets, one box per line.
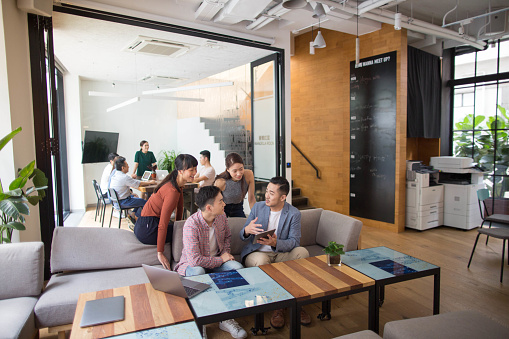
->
[452, 39, 509, 209]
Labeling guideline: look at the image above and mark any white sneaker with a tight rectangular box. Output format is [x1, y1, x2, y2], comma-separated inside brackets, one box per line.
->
[219, 319, 247, 339]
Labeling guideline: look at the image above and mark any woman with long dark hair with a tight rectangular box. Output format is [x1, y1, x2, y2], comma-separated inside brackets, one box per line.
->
[131, 140, 157, 179]
[214, 152, 255, 217]
[134, 154, 198, 268]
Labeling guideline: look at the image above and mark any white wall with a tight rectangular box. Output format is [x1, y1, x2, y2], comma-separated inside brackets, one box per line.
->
[0, 1, 40, 242]
[176, 117, 225, 173]
[79, 80, 179, 206]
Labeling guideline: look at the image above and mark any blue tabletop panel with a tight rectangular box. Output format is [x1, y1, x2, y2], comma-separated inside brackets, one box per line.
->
[341, 246, 438, 280]
[185, 267, 294, 318]
[107, 321, 201, 338]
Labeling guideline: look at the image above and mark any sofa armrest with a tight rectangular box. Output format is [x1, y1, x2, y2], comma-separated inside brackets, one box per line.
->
[0, 242, 44, 299]
[315, 211, 362, 252]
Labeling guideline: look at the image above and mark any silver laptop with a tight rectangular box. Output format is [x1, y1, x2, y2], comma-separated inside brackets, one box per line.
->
[142, 264, 210, 298]
[155, 169, 169, 181]
[80, 295, 125, 328]
[141, 170, 152, 181]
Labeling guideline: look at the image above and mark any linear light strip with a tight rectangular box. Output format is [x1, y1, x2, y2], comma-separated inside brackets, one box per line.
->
[142, 81, 234, 95]
[106, 97, 140, 112]
[89, 91, 205, 102]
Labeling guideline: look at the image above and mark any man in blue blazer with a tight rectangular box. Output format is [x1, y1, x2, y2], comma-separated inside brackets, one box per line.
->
[239, 176, 310, 328]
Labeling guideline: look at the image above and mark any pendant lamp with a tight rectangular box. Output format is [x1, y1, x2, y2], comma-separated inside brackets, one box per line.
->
[312, 19, 326, 48]
[310, 26, 315, 55]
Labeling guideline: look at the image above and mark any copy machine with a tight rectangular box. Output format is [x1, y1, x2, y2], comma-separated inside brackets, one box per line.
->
[430, 156, 484, 230]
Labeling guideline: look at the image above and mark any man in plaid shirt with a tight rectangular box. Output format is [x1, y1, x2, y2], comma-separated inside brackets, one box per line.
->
[174, 186, 246, 338]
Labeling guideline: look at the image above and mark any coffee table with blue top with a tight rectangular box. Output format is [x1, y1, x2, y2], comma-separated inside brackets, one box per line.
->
[108, 321, 202, 338]
[184, 266, 296, 337]
[341, 246, 440, 333]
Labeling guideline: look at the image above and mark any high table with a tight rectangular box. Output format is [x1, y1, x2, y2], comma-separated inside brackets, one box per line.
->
[70, 283, 194, 339]
[260, 255, 376, 338]
[184, 267, 296, 337]
[341, 246, 441, 333]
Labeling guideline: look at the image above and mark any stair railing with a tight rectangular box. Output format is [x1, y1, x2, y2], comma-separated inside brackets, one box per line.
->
[291, 141, 321, 179]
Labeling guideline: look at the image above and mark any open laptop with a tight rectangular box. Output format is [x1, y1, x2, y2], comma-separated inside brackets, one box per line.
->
[142, 264, 210, 299]
[141, 170, 152, 181]
[155, 169, 169, 181]
[80, 295, 125, 328]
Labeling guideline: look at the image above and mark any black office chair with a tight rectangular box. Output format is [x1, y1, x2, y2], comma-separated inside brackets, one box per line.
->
[92, 180, 109, 227]
[108, 188, 132, 229]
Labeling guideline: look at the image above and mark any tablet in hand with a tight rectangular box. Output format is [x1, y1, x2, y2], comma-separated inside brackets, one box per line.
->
[252, 229, 275, 244]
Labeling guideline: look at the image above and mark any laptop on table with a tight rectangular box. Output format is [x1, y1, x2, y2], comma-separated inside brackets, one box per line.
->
[155, 169, 169, 181]
[142, 264, 210, 298]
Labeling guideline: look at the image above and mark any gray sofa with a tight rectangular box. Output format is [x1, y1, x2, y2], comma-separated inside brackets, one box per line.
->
[0, 242, 44, 339]
[34, 208, 361, 336]
[34, 227, 171, 335]
[172, 208, 362, 267]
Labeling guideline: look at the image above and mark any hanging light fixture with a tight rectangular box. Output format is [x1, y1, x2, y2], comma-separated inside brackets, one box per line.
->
[356, 6, 360, 65]
[312, 3, 326, 19]
[310, 25, 315, 55]
[394, 6, 402, 30]
[313, 19, 326, 48]
[282, 0, 307, 9]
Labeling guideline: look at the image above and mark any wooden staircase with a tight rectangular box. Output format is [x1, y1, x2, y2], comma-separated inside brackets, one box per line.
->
[291, 186, 315, 210]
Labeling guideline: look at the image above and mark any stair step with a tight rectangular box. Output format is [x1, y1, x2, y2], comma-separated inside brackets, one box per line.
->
[292, 196, 309, 207]
[292, 187, 301, 196]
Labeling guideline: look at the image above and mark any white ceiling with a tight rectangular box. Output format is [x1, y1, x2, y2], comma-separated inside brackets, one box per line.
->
[53, 0, 509, 84]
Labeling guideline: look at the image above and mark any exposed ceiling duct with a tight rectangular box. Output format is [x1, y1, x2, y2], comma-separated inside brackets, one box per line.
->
[195, 0, 229, 21]
[214, 0, 273, 25]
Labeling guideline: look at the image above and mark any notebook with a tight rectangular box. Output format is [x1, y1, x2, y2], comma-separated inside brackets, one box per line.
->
[80, 295, 125, 328]
[142, 264, 210, 299]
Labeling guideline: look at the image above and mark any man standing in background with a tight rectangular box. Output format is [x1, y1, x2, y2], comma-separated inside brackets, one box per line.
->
[193, 150, 215, 191]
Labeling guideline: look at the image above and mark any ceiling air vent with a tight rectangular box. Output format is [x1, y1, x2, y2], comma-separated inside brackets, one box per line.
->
[123, 36, 197, 57]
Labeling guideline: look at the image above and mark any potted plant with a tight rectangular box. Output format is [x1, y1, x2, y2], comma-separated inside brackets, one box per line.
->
[323, 241, 345, 266]
[0, 127, 48, 243]
[157, 150, 180, 172]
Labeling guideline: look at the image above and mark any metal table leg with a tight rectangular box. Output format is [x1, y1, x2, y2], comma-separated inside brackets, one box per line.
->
[317, 300, 331, 320]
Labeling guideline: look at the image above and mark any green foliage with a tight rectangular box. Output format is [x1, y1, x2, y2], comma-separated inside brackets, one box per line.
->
[453, 105, 509, 198]
[157, 150, 180, 172]
[323, 241, 345, 256]
[0, 128, 48, 243]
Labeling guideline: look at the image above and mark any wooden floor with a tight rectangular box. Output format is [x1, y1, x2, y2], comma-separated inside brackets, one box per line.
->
[42, 207, 509, 338]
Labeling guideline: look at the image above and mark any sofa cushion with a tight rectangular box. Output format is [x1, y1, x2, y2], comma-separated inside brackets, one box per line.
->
[383, 310, 509, 339]
[316, 211, 362, 252]
[50, 227, 171, 272]
[0, 297, 38, 339]
[35, 267, 149, 328]
[172, 217, 247, 263]
[0, 242, 44, 299]
[304, 244, 326, 258]
[299, 208, 323, 247]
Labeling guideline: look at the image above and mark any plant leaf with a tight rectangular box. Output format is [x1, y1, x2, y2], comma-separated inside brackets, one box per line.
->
[30, 168, 48, 188]
[0, 127, 22, 152]
[27, 195, 42, 206]
[4, 221, 25, 230]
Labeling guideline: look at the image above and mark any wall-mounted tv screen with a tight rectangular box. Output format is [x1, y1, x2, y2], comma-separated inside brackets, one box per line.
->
[81, 130, 119, 164]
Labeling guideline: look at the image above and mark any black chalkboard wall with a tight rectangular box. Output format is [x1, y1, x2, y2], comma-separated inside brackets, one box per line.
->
[349, 51, 397, 223]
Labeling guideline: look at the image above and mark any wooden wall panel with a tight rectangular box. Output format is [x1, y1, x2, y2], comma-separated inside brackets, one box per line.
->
[406, 138, 441, 165]
[291, 24, 407, 232]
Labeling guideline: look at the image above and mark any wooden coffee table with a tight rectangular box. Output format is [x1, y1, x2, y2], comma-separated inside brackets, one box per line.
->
[70, 283, 194, 339]
[260, 255, 376, 338]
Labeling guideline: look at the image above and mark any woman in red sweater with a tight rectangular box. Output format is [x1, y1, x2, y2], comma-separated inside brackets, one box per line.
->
[134, 154, 198, 269]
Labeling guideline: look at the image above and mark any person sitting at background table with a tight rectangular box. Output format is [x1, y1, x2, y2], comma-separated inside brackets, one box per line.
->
[100, 152, 118, 196]
[134, 154, 198, 269]
[108, 156, 156, 226]
[193, 150, 215, 192]
[131, 140, 157, 179]
[174, 185, 246, 339]
[214, 152, 255, 217]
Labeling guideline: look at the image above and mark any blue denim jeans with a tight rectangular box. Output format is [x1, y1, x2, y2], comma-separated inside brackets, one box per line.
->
[185, 260, 244, 276]
[118, 195, 146, 214]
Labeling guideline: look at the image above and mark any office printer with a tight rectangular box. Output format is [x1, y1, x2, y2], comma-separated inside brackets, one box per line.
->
[430, 156, 484, 184]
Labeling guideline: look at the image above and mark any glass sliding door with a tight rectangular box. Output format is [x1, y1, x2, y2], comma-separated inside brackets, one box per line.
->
[251, 53, 284, 181]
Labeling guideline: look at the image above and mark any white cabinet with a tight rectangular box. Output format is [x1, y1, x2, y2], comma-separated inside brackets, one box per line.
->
[442, 183, 483, 230]
[406, 181, 444, 231]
